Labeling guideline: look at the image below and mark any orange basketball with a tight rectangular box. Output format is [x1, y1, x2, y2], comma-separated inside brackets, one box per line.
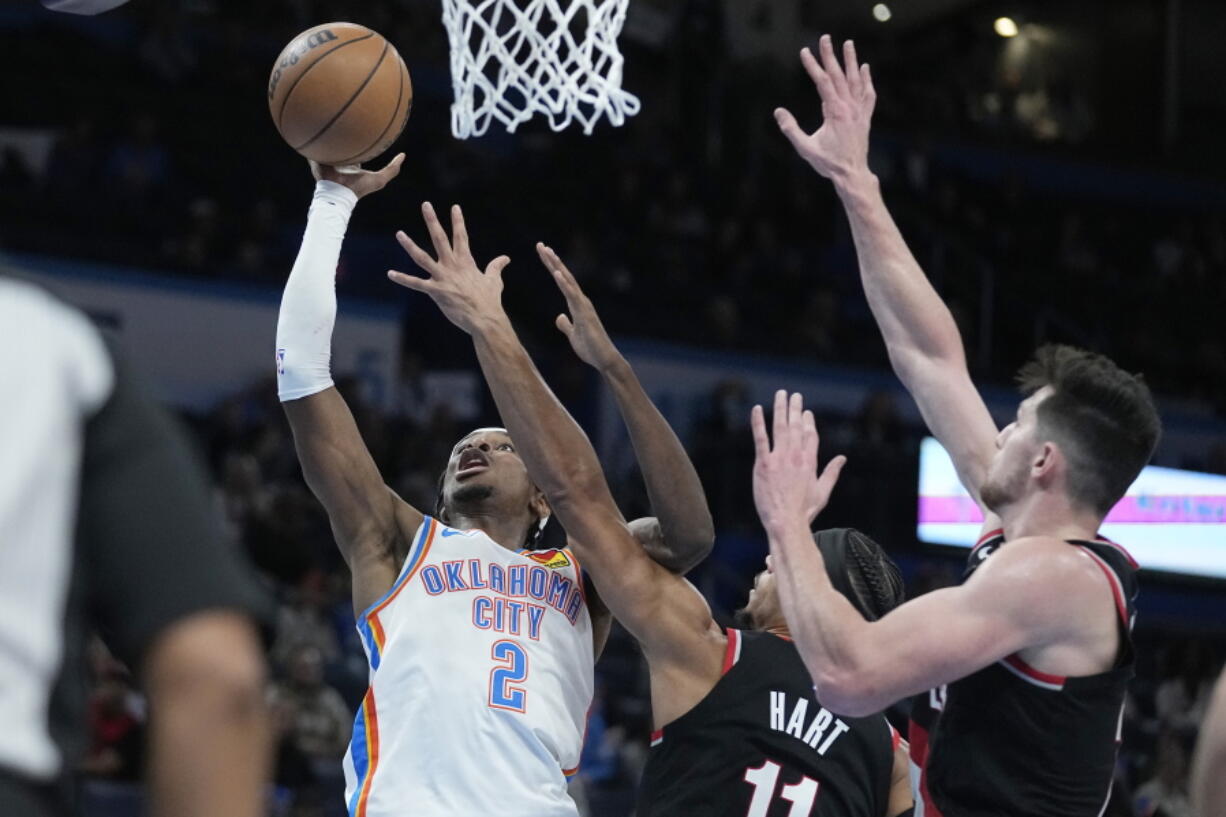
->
[268, 23, 412, 167]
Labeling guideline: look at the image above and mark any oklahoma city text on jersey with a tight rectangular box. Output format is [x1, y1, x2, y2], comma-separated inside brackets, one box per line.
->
[343, 517, 594, 817]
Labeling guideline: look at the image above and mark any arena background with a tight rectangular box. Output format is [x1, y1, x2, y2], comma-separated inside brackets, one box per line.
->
[2, 1, 1224, 815]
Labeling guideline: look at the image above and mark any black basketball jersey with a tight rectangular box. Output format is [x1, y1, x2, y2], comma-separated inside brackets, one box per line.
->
[908, 529, 1139, 817]
[638, 628, 898, 817]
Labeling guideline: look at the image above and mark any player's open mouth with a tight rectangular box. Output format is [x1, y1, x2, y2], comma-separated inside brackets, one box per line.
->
[456, 450, 490, 479]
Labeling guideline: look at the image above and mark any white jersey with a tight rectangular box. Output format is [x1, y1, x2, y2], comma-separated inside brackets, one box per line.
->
[343, 516, 594, 817]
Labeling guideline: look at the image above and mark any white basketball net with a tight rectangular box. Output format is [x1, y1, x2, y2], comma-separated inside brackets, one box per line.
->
[442, 0, 642, 138]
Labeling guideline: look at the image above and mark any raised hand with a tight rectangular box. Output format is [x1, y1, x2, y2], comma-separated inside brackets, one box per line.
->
[310, 153, 404, 199]
[387, 203, 511, 335]
[536, 243, 625, 372]
[774, 35, 876, 182]
[751, 390, 847, 535]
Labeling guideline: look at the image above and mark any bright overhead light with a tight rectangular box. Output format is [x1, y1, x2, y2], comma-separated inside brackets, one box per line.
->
[994, 17, 1019, 37]
[872, 4, 892, 22]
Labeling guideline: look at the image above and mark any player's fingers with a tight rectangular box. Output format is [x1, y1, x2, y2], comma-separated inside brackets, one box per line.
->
[538, 243, 576, 295]
[802, 409, 818, 461]
[801, 50, 840, 111]
[816, 454, 848, 496]
[844, 40, 862, 97]
[421, 202, 453, 260]
[544, 245, 585, 297]
[555, 313, 574, 338]
[451, 204, 470, 258]
[772, 390, 788, 449]
[786, 392, 804, 450]
[773, 108, 808, 148]
[789, 392, 804, 427]
[751, 404, 771, 459]
[861, 64, 877, 109]
[386, 269, 435, 293]
[548, 269, 583, 316]
[396, 230, 439, 273]
[799, 47, 823, 91]
[818, 34, 851, 99]
[380, 152, 405, 181]
[486, 255, 511, 283]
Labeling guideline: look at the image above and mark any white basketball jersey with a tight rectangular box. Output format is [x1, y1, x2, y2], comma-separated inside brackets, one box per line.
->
[343, 516, 594, 817]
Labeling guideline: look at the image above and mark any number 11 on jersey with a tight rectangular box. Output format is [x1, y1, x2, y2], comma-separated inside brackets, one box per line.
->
[743, 760, 820, 816]
[489, 639, 529, 712]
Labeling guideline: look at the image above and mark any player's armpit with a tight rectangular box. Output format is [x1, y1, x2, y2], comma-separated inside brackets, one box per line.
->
[283, 387, 422, 613]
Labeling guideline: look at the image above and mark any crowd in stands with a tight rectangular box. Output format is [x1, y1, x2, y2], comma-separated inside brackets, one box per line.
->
[2, 2, 1223, 816]
[2, 1, 1224, 421]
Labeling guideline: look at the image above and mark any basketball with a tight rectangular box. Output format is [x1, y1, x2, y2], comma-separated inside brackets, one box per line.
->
[268, 22, 412, 167]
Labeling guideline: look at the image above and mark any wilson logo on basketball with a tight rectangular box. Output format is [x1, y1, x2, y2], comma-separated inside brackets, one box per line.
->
[525, 550, 571, 570]
[267, 28, 339, 100]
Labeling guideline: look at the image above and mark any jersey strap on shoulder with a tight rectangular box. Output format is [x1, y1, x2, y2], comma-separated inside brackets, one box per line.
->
[1073, 546, 1131, 630]
[723, 628, 744, 675]
[357, 516, 439, 669]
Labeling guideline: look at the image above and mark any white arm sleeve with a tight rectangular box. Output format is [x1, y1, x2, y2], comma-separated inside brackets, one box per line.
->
[275, 180, 359, 402]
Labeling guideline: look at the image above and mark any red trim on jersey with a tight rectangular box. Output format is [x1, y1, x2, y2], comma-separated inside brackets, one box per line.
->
[1002, 654, 1067, 687]
[649, 729, 663, 747]
[907, 719, 945, 817]
[890, 724, 902, 751]
[722, 628, 742, 675]
[975, 528, 1005, 547]
[1092, 535, 1140, 570]
[1078, 548, 1130, 628]
[908, 719, 928, 767]
[355, 687, 382, 817]
[969, 528, 1004, 559]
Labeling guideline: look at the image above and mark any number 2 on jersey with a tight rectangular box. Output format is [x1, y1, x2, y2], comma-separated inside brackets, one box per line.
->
[743, 760, 820, 816]
[488, 639, 528, 712]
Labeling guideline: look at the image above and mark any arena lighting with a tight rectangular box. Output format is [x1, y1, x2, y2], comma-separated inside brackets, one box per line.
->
[917, 437, 1226, 580]
[994, 16, 1020, 37]
[872, 3, 892, 22]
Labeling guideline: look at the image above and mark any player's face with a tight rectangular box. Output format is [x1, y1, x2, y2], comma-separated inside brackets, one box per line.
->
[981, 388, 1049, 513]
[741, 566, 783, 630]
[442, 429, 539, 512]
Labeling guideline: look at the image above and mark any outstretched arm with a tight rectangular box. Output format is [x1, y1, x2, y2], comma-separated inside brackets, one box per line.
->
[276, 156, 423, 614]
[387, 205, 719, 678]
[776, 36, 999, 510]
[752, 391, 1109, 716]
[540, 246, 714, 573]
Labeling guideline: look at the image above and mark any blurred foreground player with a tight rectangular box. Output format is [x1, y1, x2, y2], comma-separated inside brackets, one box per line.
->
[388, 219, 913, 817]
[0, 278, 270, 817]
[276, 163, 712, 816]
[772, 36, 1161, 817]
[1192, 668, 1226, 816]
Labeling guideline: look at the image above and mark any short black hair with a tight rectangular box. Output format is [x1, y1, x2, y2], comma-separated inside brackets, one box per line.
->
[814, 528, 905, 621]
[1017, 344, 1162, 516]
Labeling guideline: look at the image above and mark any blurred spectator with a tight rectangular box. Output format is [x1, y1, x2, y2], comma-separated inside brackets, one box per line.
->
[1156, 641, 1219, 738]
[1134, 733, 1194, 817]
[267, 644, 351, 771]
